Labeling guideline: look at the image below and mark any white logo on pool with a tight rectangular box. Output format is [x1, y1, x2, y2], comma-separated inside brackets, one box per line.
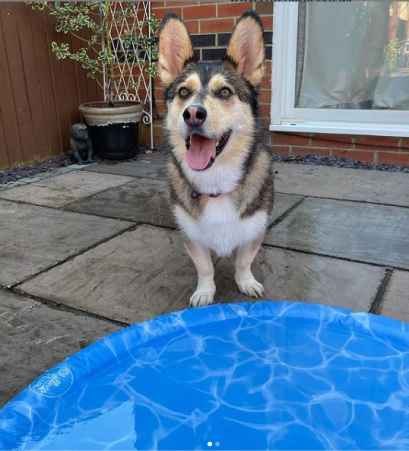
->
[30, 367, 74, 398]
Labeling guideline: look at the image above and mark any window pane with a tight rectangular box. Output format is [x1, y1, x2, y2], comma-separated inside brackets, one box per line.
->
[296, 2, 409, 110]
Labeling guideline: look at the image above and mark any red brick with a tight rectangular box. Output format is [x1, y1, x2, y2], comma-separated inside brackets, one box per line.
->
[259, 89, 272, 103]
[355, 136, 400, 151]
[218, 3, 253, 17]
[155, 102, 166, 115]
[378, 152, 409, 166]
[260, 15, 273, 31]
[271, 145, 290, 156]
[151, 2, 165, 8]
[332, 149, 375, 164]
[155, 87, 165, 101]
[183, 5, 216, 20]
[154, 7, 182, 20]
[273, 133, 310, 147]
[200, 18, 234, 33]
[153, 125, 165, 138]
[311, 134, 352, 149]
[401, 138, 409, 150]
[255, 2, 273, 15]
[259, 104, 271, 118]
[260, 73, 272, 90]
[291, 147, 330, 157]
[166, 1, 198, 6]
[185, 20, 198, 34]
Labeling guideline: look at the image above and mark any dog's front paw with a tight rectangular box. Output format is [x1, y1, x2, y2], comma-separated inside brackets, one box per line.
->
[236, 276, 264, 298]
[190, 289, 215, 308]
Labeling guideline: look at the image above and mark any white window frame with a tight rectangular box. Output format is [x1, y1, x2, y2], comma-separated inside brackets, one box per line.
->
[270, 3, 409, 137]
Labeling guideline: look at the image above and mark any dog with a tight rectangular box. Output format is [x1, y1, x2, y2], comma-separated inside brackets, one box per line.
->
[158, 10, 274, 307]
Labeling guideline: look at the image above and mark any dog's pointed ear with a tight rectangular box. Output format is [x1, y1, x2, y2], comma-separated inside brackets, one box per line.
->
[158, 13, 194, 86]
[224, 11, 265, 87]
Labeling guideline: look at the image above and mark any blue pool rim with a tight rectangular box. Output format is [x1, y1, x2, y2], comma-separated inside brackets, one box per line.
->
[1, 300, 409, 449]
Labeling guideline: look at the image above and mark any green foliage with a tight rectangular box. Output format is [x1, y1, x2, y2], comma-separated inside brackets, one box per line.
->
[27, 1, 159, 102]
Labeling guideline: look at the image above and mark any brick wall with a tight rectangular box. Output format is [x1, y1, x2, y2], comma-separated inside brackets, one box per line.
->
[141, 1, 409, 167]
[271, 134, 409, 166]
[140, 1, 273, 147]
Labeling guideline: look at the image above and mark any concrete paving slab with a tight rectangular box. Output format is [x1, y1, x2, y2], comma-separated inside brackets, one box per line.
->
[379, 270, 409, 323]
[275, 163, 409, 207]
[17, 225, 196, 324]
[214, 246, 385, 312]
[264, 198, 409, 269]
[0, 171, 133, 207]
[65, 177, 301, 229]
[64, 177, 175, 228]
[0, 199, 133, 287]
[18, 225, 384, 324]
[84, 153, 167, 179]
[0, 290, 120, 408]
[270, 193, 303, 224]
[0, 164, 83, 193]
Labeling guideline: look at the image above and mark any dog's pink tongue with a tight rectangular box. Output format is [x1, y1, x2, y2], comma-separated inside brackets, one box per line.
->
[186, 134, 216, 170]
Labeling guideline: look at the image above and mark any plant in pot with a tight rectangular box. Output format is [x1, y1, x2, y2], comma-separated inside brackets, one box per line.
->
[28, 1, 160, 160]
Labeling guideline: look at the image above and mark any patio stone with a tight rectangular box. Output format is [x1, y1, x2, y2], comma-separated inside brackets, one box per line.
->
[84, 153, 167, 179]
[17, 225, 196, 324]
[65, 176, 302, 229]
[0, 290, 120, 408]
[264, 198, 409, 269]
[275, 163, 409, 207]
[18, 225, 384, 324]
[64, 177, 176, 228]
[215, 246, 385, 312]
[0, 199, 133, 286]
[379, 270, 409, 323]
[270, 193, 303, 224]
[0, 171, 134, 208]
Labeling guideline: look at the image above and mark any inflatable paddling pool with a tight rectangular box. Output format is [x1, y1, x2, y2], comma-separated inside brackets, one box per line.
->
[1, 301, 409, 450]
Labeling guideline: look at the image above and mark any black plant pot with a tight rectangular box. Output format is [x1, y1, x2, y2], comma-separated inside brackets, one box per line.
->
[87, 122, 139, 160]
[79, 101, 143, 161]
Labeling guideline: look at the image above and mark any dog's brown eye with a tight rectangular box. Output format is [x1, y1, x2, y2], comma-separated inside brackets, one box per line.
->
[220, 88, 231, 97]
[179, 88, 190, 97]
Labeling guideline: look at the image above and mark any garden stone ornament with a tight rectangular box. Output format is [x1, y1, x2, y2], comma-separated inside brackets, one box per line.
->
[70, 123, 94, 164]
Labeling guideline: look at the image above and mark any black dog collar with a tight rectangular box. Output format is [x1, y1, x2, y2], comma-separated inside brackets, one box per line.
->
[191, 190, 221, 199]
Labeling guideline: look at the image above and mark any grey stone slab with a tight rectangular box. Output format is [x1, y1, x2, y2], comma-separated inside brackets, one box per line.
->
[0, 171, 133, 207]
[214, 246, 385, 312]
[379, 270, 409, 323]
[18, 225, 384, 324]
[265, 197, 409, 269]
[275, 163, 409, 207]
[0, 290, 120, 408]
[65, 178, 301, 229]
[84, 153, 167, 179]
[270, 193, 303, 224]
[0, 199, 132, 286]
[0, 164, 83, 193]
[64, 177, 175, 228]
[17, 225, 197, 324]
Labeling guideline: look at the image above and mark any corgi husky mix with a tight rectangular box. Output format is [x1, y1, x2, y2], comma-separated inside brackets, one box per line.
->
[158, 11, 274, 307]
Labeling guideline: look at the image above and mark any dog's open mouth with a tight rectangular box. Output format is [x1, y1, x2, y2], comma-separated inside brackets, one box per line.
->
[185, 130, 231, 171]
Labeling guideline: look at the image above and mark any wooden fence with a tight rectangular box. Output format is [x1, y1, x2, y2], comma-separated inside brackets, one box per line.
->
[0, 2, 101, 169]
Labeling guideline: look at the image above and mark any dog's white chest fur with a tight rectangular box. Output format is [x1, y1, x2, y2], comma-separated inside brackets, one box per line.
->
[174, 197, 268, 257]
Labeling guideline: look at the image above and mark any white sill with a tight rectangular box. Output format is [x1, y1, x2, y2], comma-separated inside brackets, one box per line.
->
[269, 121, 409, 138]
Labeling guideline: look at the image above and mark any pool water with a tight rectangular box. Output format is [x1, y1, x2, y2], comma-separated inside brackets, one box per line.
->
[1, 302, 409, 450]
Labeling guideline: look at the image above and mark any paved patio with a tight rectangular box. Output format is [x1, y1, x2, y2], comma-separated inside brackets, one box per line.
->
[1, 153, 409, 408]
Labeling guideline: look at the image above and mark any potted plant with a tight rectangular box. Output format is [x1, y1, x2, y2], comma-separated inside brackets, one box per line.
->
[28, 1, 160, 160]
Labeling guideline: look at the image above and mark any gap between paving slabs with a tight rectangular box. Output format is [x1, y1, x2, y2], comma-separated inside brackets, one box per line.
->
[16, 224, 387, 325]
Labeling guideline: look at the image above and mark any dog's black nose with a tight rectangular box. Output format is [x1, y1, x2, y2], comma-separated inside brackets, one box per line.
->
[183, 105, 207, 127]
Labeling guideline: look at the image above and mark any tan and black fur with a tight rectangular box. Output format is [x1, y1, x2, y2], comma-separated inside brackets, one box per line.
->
[158, 11, 274, 307]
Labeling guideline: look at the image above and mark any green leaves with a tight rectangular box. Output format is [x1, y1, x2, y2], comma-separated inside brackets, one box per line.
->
[28, 1, 159, 100]
[51, 42, 70, 60]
